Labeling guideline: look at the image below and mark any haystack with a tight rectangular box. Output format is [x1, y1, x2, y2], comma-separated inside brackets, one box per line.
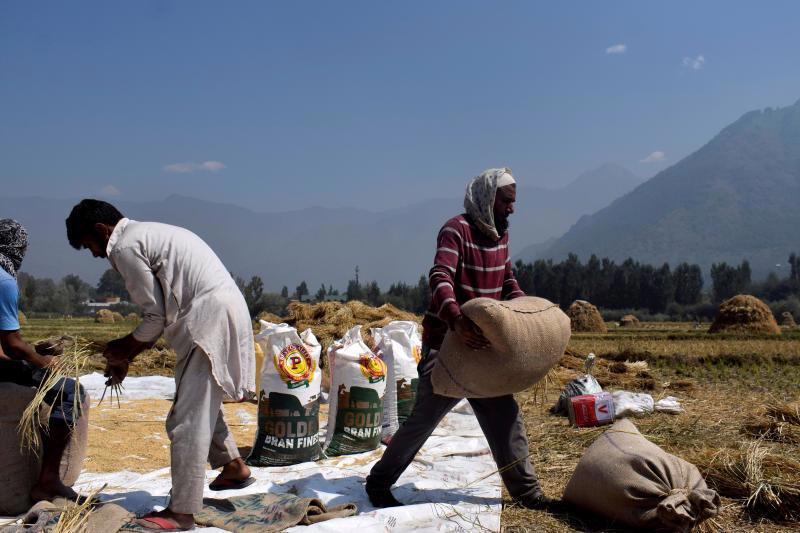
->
[566, 300, 607, 333]
[95, 309, 115, 324]
[283, 300, 420, 354]
[781, 311, 798, 328]
[256, 311, 284, 324]
[18, 310, 27, 325]
[126, 312, 140, 322]
[709, 294, 781, 334]
[619, 314, 640, 328]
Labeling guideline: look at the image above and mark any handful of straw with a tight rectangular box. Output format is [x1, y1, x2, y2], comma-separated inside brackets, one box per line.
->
[18, 339, 93, 455]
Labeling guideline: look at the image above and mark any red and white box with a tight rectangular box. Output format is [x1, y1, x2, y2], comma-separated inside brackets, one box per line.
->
[568, 392, 615, 427]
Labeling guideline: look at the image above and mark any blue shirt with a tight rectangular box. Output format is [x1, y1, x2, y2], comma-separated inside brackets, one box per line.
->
[0, 268, 20, 331]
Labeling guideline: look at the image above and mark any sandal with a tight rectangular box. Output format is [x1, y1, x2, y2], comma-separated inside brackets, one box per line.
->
[133, 513, 196, 531]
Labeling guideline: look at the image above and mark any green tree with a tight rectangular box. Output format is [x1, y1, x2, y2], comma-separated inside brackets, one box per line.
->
[295, 281, 309, 300]
[97, 269, 129, 300]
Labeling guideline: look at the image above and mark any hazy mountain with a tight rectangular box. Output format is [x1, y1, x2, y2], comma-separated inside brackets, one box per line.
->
[3, 163, 640, 290]
[521, 100, 800, 278]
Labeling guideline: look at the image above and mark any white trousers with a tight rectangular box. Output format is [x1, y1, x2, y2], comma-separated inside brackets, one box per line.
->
[166, 346, 239, 514]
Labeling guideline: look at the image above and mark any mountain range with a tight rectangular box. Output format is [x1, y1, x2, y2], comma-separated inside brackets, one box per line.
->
[3, 164, 641, 290]
[520, 99, 800, 278]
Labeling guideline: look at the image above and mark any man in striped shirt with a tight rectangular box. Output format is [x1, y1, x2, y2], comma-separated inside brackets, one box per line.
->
[366, 168, 557, 510]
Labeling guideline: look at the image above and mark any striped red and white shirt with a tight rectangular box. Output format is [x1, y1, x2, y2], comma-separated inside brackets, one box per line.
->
[422, 214, 524, 349]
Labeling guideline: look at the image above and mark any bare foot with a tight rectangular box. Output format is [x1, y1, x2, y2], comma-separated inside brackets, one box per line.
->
[30, 480, 80, 503]
[135, 509, 195, 531]
[210, 457, 251, 487]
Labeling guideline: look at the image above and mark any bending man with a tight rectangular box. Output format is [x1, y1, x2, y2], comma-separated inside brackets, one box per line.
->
[66, 200, 256, 531]
[366, 168, 558, 510]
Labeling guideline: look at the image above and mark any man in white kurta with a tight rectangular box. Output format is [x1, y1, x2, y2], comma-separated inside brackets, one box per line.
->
[66, 200, 256, 531]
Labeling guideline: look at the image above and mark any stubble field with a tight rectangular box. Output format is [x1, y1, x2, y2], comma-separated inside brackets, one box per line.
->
[20, 317, 800, 532]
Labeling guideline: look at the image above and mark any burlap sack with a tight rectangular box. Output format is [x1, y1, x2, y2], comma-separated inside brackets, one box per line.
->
[563, 418, 719, 532]
[431, 296, 571, 398]
[0, 382, 90, 516]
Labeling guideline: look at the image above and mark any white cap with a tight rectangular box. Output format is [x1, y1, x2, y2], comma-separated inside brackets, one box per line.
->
[496, 171, 516, 188]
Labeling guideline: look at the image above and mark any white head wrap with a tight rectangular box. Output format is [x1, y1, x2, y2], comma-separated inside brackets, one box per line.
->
[463, 167, 516, 241]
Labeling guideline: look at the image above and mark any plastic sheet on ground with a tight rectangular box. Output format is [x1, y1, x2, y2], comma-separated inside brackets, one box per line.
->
[72, 376, 502, 532]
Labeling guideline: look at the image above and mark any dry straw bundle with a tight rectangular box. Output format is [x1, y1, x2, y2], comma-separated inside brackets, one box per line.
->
[18, 338, 92, 455]
[555, 349, 655, 390]
[566, 300, 607, 333]
[619, 314, 640, 328]
[782, 311, 798, 328]
[743, 400, 800, 444]
[697, 441, 800, 521]
[709, 294, 781, 334]
[94, 309, 115, 324]
[282, 300, 419, 353]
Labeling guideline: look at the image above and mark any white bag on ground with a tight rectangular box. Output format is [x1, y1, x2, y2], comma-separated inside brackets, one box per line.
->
[247, 321, 322, 466]
[325, 325, 387, 456]
[372, 321, 421, 442]
[655, 396, 684, 414]
[612, 390, 655, 417]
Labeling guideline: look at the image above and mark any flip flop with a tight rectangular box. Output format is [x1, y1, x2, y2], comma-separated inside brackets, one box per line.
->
[133, 514, 196, 532]
[208, 476, 257, 491]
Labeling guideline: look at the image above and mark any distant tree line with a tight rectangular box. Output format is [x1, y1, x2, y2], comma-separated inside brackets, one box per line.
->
[513, 252, 800, 317]
[14, 251, 800, 321]
[17, 268, 130, 316]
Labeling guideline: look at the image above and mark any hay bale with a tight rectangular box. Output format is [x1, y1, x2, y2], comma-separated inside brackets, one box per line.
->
[256, 311, 284, 324]
[566, 300, 607, 333]
[95, 309, 115, 324]
[619, 314, 640, 328]
[709, 294, 781, 334]
[280, 301, 421, 372]
[111, 311, 124, 323]
[126, 312, 140, 322]
[781, 311, 798, 328]
[18, 310, 27, 325]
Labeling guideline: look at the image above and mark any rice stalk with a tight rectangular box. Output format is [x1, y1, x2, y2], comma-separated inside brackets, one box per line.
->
[51, 484, 106, 533]
[18, 338, 92, 455]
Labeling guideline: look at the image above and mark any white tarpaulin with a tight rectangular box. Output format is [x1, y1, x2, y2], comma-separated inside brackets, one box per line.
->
[73, 375, 502, 532]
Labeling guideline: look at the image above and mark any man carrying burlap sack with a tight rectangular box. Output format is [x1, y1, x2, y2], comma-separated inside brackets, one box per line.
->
[366, 168, 558, 509]
[0, 219, 87, 504]
[66, 200, 256, 531]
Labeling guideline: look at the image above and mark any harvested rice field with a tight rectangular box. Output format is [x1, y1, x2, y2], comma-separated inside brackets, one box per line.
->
[20, 313, 800, 532]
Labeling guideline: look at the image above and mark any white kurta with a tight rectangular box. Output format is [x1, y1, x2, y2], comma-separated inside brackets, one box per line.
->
[106, 218, 255, 400]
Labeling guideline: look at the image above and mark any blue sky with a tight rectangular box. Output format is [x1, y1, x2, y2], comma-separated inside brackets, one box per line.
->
[2, 1, 799, 210]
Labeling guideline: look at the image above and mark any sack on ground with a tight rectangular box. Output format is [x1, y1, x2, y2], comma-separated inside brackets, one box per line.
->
[563, 418, 720, 532]
[0, 382, 89, 516]
[325, 326, 387, 456]
[371, 320, 421, 442]
[247, 321, 322, 466]
[432, 296, 571, 398]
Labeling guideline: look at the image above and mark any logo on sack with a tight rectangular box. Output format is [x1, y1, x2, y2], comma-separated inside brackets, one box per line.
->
[275, 343, 315, 388]
[411, 345, 422, 364]
[359, 353, 387, 383]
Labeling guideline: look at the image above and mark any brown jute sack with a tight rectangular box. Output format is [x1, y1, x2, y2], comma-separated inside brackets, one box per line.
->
[0, 383, 90, 515]
[563, 418, 719, 532]
[431, 296, 571, 398]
